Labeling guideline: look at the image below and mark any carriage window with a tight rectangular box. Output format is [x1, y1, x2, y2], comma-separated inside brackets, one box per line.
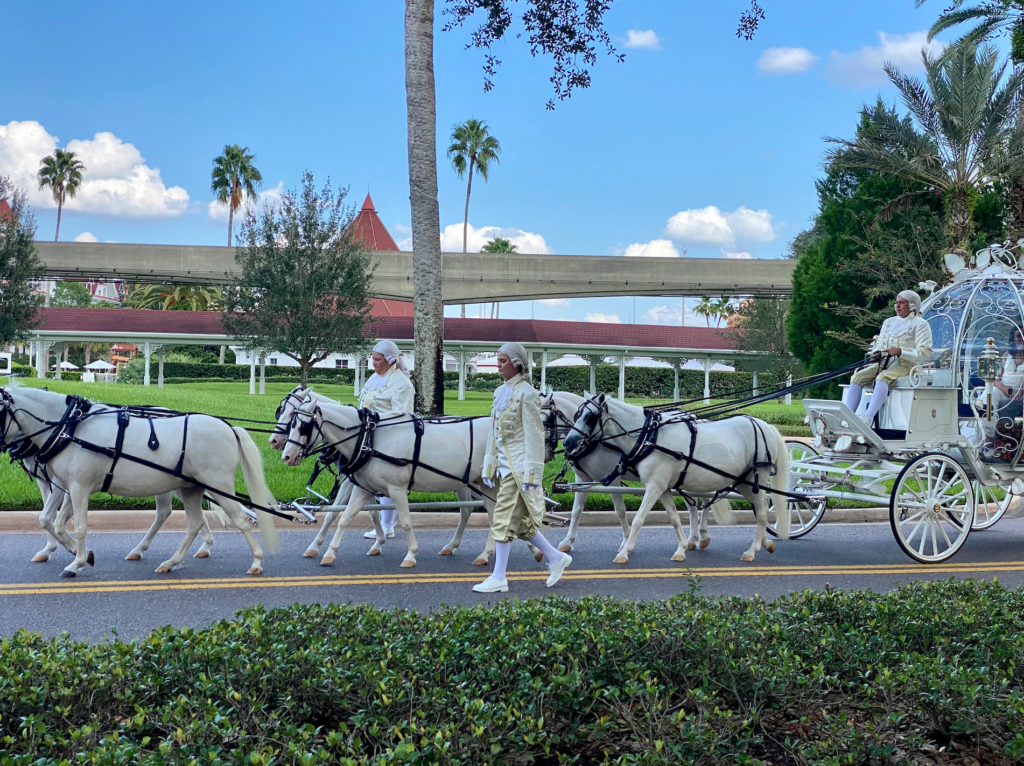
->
[924, 280, 979, 372]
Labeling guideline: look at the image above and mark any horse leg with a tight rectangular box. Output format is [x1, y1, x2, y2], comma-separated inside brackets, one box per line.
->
[390, 491, 419, 568]
[658, 491, 689, 563]
[558, 490, 587, 553]
[612, 491, 630, 548]
[194, 493, 215, 558]
[61, 485, 94, 578]
[155, 488, 208, 574]
[686, 503, 701, 551]
[613, 487, 666, 565]
[441, 488, 474, 555]
[473, 496, 497, 566]
[305, 510, 339, 557]
[33, 488, 66, 562]
[322, 486, 374, 566]
[217, 493, 268, 575]
[365, 503, 387, 557]
[699, 503, 718, 550]
[738, 484, 770, 562]
[127, 491, 173, 561]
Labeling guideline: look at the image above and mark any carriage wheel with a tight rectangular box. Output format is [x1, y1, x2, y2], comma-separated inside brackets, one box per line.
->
[767, 440, 828, 539]
[889, 453, 974, 563]
[969, 481, 1016, 531]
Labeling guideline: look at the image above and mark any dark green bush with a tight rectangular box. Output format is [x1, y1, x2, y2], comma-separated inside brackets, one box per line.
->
[1, 580, 1023, 764]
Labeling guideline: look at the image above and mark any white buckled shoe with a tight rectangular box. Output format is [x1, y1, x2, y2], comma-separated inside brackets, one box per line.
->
[363, 527, 395, 539]
[472, 575, 509, 593]
[546, 553, 572, 587]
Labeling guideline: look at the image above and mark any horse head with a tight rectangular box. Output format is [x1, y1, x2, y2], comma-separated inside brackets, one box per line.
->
[562, 393, 606, 459]
[269, 385, 311, 450]
[281, 398, 324, 466]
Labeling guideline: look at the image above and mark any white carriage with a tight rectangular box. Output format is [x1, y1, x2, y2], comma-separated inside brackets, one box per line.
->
[777, 243, 1024, 562]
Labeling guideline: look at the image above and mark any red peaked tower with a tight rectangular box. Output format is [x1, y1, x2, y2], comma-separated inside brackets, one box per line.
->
[352, 193, 413, 318]
[0, 198, 12, 223]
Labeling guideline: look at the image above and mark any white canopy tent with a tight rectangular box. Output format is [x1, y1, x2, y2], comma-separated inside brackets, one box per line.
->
[84, 360, 116, 371]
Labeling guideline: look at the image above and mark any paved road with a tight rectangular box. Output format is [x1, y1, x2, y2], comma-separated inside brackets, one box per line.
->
[3, 521, 1024, 641]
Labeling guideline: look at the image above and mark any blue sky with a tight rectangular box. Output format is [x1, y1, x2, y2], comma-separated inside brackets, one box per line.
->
[0, 0, 958, 324]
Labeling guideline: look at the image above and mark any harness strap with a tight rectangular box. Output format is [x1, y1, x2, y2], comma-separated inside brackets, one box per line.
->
[407, 416, 425, 489]
[174, 415, 189, 476]
[462, 417, 474, 484]
[148, 418, 160, 451]
[100, 410, 131, 494]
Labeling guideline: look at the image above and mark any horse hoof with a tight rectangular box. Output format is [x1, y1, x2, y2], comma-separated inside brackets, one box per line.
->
[125, 552, 142, 561]
[472, 556, 489, 567]
[31, 553, 49, 563]
[740, 553, 755, 563]
[59, 569, 76, 578]
[686, 541, 697, 551]
[671, 553, 687, 562]
[613, 555, 628, 565]
[246, 567, 263, 576]
[194, 549, 210, 559]
[87, 551, 95, 566]
[699, 538, 711, 551]
[400, 559, 416, 568]
[439, 547, 454, 556]
[764, 540, 776, 554]
[534, 551, 544, 563]
[366, 548, 381, 556]
[303, 549, 318, 558]
[155, 565, 172, 573]
[320, 555, 335, 566]
[557, 543, 572, 553]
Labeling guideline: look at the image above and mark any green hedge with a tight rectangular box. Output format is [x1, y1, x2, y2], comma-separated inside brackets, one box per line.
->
[120, 361, 357, 385]
[2, 580, 1023, 764]
[443, 366, 779, 399]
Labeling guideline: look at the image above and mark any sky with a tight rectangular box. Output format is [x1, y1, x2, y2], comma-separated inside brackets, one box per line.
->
[0, 0, 959, 325]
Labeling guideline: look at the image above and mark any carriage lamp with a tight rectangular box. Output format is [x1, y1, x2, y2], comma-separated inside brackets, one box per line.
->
[978, 337, 1004, 421]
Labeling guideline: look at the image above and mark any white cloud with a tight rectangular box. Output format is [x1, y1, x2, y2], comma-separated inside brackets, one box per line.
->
[624, 29, 660, 49]
[206, 181, 285, 224]
[440, 222, 553, 254]
[397, 237, 413, 251]
[827, 31, 945, 88]
[623, 239, 680, 258]
[538, 298, 570, 307]
[722, 249, 752, 259]
[393, 222, 412, 235]
[758, 47, 817, 74]
[586, 312, 621, 324]
[665, 205, 776, 247]
[643, 303, 701, 326]
[73, 231, 98, 243]
[0, 120, 189, 219]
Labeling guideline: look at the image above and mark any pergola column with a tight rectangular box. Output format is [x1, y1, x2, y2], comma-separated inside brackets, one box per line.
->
[259, 353, 266, 395]
[540, 350, 548, 392]
[589, 356, 597, 395]
[703, 357, 711, 404]
[785, 374, 793, 405]
[35, 340, 49, 379]
[219, 345, 225, 365]
[672, 358, 681, 402]
[457, 349, 466, 401]
[354, 356, 363, 397]
[618, 354, 626, 401]
[249, 350, 256, 395]
[144, 342, 152, 387]
[157, 347, 165, 388]
[752, 371, 758, 398]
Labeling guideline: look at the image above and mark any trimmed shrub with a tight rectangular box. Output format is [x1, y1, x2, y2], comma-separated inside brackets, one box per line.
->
[119, 359, 357, 385]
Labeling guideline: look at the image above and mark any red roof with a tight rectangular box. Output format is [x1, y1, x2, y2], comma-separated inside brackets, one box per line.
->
[34, 308, 739, 351]
[351, 194, 400, 252]
[0, 198, 11, 222]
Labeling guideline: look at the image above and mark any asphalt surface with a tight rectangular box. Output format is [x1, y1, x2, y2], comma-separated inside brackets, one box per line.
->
[4, 520, 1024, 641]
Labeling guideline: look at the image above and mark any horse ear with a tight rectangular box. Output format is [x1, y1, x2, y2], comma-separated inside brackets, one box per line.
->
[65, 395, 73, 404]
[597, 393, 605, 404]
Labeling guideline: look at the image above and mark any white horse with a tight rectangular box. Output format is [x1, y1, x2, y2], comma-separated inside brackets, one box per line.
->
[563, 394, 790, 563]
[282, 400, 541, 569]
[543, 391, 733, 555]
[270, 386, 497, 563]
[1, 385, 281, 577]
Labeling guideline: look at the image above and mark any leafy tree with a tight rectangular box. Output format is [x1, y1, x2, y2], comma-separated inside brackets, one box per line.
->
[222, 172, 375, 386]
[37, 149, 85, 242]
[0, 177, 43, 345]
[734, 298, 798, 384]
[480, 236, 516, 318]
[211, 145, 263, 247]
[123, 284, 223, 311]
[50, 281, 94, 308]
[825, 44, 1024, 253]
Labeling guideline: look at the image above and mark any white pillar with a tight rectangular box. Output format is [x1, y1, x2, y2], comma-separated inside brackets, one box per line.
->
[259, 353, 266, 395]
[219, 345, 226, 365]
[703, 357, 711, 404]
[54, 344, 63, 380]
[157, 347, 165, 388]
[457, 349, 466, 401]
[540, 350, 548, 392]
[590, 357, 597, 395]
[249, 350, 256, 395]
[618, 355, 626, 401]
[785, 374, 793, 406]
[752, 371, 759, 398]
[35, 341, 45, 379]
[144, 342, 152, 387]
[353, 357, 362, 397]
[672, 358, 680, 402]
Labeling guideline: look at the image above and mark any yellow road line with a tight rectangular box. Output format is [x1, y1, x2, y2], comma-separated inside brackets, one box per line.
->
[1, 560, 1023, 596]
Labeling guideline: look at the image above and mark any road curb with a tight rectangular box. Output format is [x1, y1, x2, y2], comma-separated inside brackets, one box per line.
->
[0, 507, 890, 534]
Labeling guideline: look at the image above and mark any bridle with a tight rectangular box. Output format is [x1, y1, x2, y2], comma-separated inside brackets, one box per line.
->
[274, 387, 310, 436]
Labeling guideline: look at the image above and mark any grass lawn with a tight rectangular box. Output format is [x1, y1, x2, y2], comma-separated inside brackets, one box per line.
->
[0, 378, 809, 510]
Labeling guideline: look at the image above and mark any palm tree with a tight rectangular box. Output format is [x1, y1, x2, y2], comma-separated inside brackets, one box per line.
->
[37, 149, 85, 241]
[826, 44, 1024, 253]
[712, 296, 735, 328]
[447, 119, 501, 318]
[694, 297, 715, 327]
[211, 145, 262, 247]
[481, 237, 516, 318]
[123, 283, 223, 311]
[918, 0, 1024, 239]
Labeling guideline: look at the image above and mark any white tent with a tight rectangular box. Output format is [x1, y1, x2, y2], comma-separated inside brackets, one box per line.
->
[681, 359, 735, 372]
[84, 360, 116, 371]
[547, 354, 589, 367]
[57, 361, 79, 370]
[625, 357, 671, 368]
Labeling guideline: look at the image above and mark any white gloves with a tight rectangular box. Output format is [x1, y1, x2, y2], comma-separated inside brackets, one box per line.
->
[483, 478, 494, 488]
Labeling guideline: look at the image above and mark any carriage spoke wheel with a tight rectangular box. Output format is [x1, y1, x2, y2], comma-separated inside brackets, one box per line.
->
[970, 481, 1016, 531]
[890, 453, 974, 563]
[767, 441, 827, 539]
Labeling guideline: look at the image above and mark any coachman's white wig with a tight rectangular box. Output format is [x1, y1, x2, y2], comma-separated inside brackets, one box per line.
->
[897, 290, 922, 315]
[498, 342, 530, 374]
[372, 340, 407, 372]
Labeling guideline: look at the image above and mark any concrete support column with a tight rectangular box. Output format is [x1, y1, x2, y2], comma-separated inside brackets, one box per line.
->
[540, 350, 548, 392]
[259, 353, 266, 395]
[143, 342, 152, 387]
[672, 358, 680, 402]
[785, 375, 793, 406]
[703, 357, 711, 404]
[249, 350, 256, 395]
[618, 355, 626, 401]
[752, 371, 759, 398]
[457, 349, 466, 401]
[157, 347, 165, 388]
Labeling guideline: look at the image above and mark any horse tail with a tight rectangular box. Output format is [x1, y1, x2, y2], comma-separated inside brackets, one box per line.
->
[766, 422, 791, 541]
[234, 427, 281, 554]
[710, 498, 735, 526]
